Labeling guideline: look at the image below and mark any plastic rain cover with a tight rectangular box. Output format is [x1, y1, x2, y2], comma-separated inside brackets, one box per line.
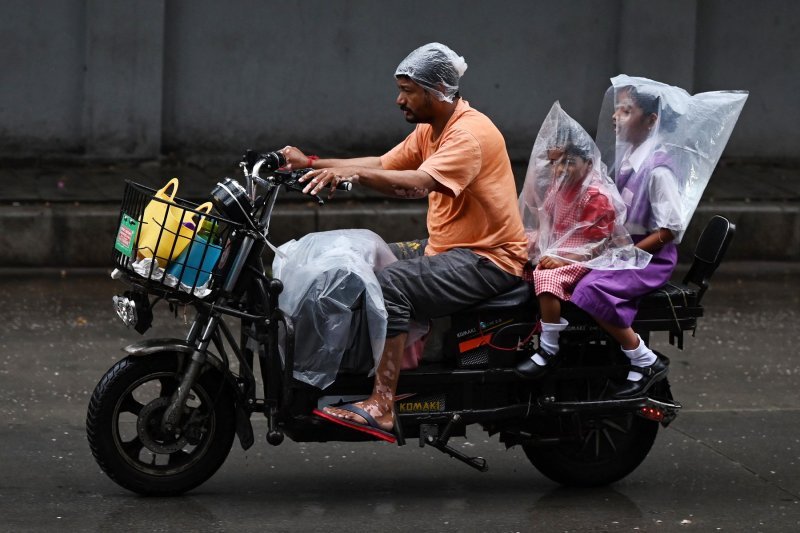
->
[394, 42, 467, 103]
[272, 229, 398, 389]
[596, 74, 748, 243]
[519, 102, 651, 270]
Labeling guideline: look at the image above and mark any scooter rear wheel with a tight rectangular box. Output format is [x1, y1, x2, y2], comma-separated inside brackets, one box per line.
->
[523, 413, 658, 487]
[86, 353, 237, 495]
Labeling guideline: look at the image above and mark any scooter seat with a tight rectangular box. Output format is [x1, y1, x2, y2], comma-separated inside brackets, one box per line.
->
[632, 282, 703, 329]
[460, 280, 534, 313]
[637, 282, 699, 311]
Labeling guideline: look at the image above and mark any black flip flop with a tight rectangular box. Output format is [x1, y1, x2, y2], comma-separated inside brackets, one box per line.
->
[313, 403, 397, 443]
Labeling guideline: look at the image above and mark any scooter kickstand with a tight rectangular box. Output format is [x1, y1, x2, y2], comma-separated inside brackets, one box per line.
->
[420, 415, 488, 472]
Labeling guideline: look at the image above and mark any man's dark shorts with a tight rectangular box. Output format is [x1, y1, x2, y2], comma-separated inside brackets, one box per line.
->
[382, 239, 521, 336]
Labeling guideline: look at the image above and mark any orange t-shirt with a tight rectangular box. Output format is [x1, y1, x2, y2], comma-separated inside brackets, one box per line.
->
[380, 99, 527, 277]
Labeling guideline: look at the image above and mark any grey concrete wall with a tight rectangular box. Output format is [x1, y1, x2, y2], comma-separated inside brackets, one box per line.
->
[161, 0, 621, 160]
[0, 0, 797, 161]
[83, 0, 165, 157]
[694, 0, 800, 158]
[0, 0, 85, 154]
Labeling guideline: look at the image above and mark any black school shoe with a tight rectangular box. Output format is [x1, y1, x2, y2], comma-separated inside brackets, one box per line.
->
[612, 354, 670, 399]
[515, 347, 559, 379]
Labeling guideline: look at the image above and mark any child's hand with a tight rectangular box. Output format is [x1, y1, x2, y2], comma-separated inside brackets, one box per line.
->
[538, 256, 568, 269]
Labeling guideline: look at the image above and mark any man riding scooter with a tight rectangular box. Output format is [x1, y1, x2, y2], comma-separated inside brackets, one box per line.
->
[280, 42, 528, 441]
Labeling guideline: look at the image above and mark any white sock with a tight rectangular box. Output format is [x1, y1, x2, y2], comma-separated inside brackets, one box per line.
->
[622, 335, 657, 381]
[533, 319, 569, 365]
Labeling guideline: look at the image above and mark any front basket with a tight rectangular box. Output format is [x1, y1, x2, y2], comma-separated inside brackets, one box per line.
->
[112, 180, 243, 300]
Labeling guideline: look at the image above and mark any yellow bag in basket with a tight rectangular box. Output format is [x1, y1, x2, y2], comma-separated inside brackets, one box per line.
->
[137, 178, 214, 263]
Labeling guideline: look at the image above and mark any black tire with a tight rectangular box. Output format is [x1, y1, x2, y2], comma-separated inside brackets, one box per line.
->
[523, 413, 659, 487]
[86, 353, 237, 495]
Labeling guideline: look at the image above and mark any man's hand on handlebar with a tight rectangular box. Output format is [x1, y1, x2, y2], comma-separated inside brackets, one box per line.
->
[299, 167, 359, 199]
[277, 145, 357, 199]
[281, 145, 312, 171]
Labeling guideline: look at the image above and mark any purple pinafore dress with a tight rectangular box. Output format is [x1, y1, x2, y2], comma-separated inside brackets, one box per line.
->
[570, 152, 678, 328]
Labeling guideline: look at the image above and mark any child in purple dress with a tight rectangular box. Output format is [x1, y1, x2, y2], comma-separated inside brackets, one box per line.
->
[571, 75, 748, 398]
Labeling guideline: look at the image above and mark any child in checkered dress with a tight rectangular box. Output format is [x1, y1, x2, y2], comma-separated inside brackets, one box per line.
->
[516, 103, 650, 379]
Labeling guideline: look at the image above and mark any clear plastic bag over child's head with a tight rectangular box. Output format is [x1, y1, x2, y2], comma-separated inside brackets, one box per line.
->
[394, 42, 467, 103]
[596, 75, 748, 242]
[519, 102, 651, 270]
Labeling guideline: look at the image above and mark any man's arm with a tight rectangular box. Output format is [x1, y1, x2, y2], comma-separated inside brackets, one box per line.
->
[300, 165, 449, 199]
[312, 156, 383, 168]
[281, 144, 450, 199]
[281, 145, 383, 170]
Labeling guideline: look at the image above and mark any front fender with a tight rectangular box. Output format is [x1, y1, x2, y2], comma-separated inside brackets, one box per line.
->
[124, 337, 196, 357]
[123, 338, 256, 450]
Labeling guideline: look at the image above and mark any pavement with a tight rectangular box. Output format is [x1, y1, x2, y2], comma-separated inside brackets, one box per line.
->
[0, 264, 799, 531]
[1, 157, 799, 267]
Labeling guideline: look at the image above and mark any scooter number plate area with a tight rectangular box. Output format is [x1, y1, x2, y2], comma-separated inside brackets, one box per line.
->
[396, 394, 446, 414]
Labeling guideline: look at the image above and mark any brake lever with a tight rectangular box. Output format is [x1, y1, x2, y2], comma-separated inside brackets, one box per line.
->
[273, 168, 351, 205]
[272, 169, 323, 204]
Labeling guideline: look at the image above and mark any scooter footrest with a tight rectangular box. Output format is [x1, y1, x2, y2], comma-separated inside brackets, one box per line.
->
[541, 396, 681, 416]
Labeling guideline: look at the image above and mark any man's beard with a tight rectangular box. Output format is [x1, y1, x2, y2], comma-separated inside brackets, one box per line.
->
[401, 107, 437, 125]
[400, 106, 421, 123]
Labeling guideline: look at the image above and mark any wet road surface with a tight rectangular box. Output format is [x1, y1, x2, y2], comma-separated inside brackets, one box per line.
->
[0, 264, 798, 532]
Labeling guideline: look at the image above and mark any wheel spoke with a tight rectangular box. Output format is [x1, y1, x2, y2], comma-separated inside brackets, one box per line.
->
[119, 395, 144, 416]
[594, 430, 601, 457]
[167, 449, 194, 467]
[601, 428, 618, 453]
[602, 419, 628, 435]
[159, 376, 179, 397]
[578, 429, 596, 456]
[120, 435, 145, 460]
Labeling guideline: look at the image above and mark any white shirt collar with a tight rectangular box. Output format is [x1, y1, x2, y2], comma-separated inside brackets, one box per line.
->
[622, 136, 658, 173]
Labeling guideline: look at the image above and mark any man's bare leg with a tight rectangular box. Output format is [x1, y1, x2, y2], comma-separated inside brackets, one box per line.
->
[322, 333, 408, 431]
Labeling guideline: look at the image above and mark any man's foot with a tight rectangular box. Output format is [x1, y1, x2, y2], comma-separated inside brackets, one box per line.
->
[612, 355, 670, 399]
[322, 398, 394, 431]
[315, 400, 396, 443]
[515, 347, 559, 379]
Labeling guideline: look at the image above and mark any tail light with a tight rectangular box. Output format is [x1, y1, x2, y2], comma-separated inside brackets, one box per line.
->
[638, 405, 665, 423]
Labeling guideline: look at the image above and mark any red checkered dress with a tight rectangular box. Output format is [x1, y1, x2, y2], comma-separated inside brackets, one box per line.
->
[524, 179, 614, 301]
[529, 262, 589, 300]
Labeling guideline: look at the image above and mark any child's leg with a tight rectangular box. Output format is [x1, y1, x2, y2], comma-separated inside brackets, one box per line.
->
[536, 293, 568, 360]
[591, 317, 656, 379]
[591, 316, 668, 397]
[516, 293, 568, 377]
[538, 292, 562, 324]
[591, 317, 639, 350]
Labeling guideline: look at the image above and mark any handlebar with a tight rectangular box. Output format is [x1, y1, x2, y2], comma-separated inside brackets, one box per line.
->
[206, 148, 354, 286]
[273, 168, 353, 192]
[218, 149, 351, 234]
[241, 149, 351, 193]
[243, 149, 285, 174]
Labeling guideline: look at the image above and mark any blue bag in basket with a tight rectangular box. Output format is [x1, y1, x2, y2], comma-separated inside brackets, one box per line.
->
[166, 235, 222, 287]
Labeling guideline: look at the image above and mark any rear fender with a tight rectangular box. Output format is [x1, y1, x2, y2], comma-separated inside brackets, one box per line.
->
[123, 338, 256, 450]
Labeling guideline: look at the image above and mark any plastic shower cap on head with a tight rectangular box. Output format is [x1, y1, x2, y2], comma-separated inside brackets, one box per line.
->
[519, 102, 651, 270]
[395, 42, 467, 103]
[596, 75, 748, 242]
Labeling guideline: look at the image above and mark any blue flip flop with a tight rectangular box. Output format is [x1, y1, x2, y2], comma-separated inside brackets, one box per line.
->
[313, 403, 397, 443]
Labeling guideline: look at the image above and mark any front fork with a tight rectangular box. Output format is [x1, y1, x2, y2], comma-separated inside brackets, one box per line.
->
[162, 314, 219, 433]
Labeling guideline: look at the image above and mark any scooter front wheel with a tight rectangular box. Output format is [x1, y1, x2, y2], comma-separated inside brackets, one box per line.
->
[86, 353, 237, 495]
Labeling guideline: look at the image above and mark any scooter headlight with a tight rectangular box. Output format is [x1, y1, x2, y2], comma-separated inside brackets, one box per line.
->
[211, 178, 253, 224]
[112, 291, 153, 334]
[113, 294, 138, 327]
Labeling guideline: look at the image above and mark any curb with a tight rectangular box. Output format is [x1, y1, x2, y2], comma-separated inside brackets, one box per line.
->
[0, 200, 797, 267]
